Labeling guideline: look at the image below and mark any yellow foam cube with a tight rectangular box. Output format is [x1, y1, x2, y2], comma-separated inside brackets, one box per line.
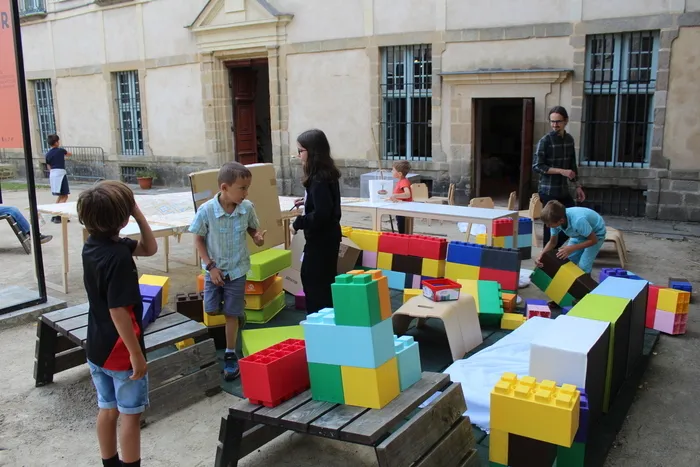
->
[491, 372, 580, 447]
[403, 288, 422, 303]
[175, 338, 195, 350]
[445, 262, 479, 281]
[341, 357, 400, 409]
[475, 233, 487, 245]
[456, 279, 480, 310]
[421, 258, 446, 278]
[139, 274, 169, 308]
[501, 312, 526, 330]
[489, 429, 509, 465]
[377, 252, 393, 270]
[341, 226, 353, 237]
[350, 229, 381, 252]
[544, 262, 583, 304]
[244, 276, 284, 310]
[203, 311, 226, 327]
[493, 236, 506, 248]
[657, 288, 690, 314]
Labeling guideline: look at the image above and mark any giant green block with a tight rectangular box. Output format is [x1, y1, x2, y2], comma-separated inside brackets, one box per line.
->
[331, 274, 382, 327]
[557, 441, 586, 467]
[568, 294, 631, 412]
[531, 267, 553, 292]
[241, 325, 304, 356]
[247, 249, 292, 281]
[477, 280, 503, 327]
[308, 362, 344, 404]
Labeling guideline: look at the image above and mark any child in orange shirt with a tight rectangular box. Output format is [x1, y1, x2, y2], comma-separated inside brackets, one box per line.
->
[390, 160, 412, 234]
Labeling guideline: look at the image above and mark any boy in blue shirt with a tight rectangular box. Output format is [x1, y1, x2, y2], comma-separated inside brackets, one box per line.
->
[536, 200, 606, 274]
[189, 162, 266, 381]
[45, 134, 72, 224]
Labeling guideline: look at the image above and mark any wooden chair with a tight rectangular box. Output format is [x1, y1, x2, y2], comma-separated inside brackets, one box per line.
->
[604, 226, 628, 268]
[413, 183, 455, 226]
[1, 214, 31, 254]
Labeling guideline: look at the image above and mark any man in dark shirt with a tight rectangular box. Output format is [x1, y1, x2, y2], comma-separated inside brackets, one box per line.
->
[45, 134, 71, 224]
[77, 180, 157, 467]
[533, 106, 586, 248]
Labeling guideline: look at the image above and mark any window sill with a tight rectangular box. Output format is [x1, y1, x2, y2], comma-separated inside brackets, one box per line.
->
[95, 0, 133, 6]
[19, 11, 48, 23]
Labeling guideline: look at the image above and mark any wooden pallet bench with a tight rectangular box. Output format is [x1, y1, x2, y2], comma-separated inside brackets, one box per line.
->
[215, 372, 480, 467]
[1, 214, 31, 254]
[34, 303, 221, 419]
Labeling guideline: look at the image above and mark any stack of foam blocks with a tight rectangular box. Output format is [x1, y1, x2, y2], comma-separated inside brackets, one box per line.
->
[456, 279, 504, 327]
[244, 249, 292, 324]
[647, 285, 690, 335]
[350, 229, 448, 290]
[139, 274, 169, 326]
[473, 217, 534, 260]
[531, 251, 598, 307]
[301, 270, 422, 409]
[445, 241, 521, 293]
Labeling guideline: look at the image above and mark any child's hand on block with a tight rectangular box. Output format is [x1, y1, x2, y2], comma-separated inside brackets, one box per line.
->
[253, 230, 266, 246]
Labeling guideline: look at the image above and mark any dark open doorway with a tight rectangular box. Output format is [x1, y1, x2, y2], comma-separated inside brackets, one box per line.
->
[473, 98, 534, 210]
[228, 59, 272, 165]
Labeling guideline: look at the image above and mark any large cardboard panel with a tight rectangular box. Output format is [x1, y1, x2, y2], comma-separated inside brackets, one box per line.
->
[188, 164, 284, 254]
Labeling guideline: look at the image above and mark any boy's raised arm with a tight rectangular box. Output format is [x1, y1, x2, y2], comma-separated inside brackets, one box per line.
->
[131, 204, 157, 257]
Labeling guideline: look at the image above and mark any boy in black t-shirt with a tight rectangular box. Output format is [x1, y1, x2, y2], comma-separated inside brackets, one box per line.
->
[77, 181, 158, 467]
[45, 134, 72, 224]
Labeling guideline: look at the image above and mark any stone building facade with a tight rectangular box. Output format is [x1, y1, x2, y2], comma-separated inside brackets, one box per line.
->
[4, 0, 700, 220]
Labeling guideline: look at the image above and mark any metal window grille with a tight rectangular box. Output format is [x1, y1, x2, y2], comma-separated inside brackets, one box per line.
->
[581, 31, 659, 167]
[19, 0, 46, 15]
[380, 45, 432, 161]
[63, 146, 106, 182]
[120, 166, 141, 184]
[33, 79, 56, 153]
[115, 71, 144, 156]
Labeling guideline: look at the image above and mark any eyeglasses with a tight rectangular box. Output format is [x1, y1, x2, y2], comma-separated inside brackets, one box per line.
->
[297, 148, 307, 155]
[550, 120, 565, 124]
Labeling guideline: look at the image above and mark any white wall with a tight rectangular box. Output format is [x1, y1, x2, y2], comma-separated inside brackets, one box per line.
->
[103, 6, 141, 64]
[52, 13, 105, 69]
[689, 0, 700, 12]
[446, 0, 571, 30]
[142, 0, 205, 59]
[20, 22, 54, 72]
[374, 0, 436, 35]
[274, 0, 365, 43]
[287, 50, 372, 159]
[582, 0, 685, 20]
[144, 64, 207, 158]
[55, 75, 111, 149]
[443, 37, 574, 72]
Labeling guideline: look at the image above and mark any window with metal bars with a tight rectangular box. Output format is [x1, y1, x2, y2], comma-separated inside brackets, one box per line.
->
[33, 79, 56, 153]
[581, 31, 659, 167]
[380, 45, 432, 161]
[19, 0, 46, 16]
[115, 71, 144, 156]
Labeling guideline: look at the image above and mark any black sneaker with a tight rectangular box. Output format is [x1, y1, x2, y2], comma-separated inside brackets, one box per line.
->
[223, 352, 240, 381]
[39, 234, 53, 244]
[51, 216, 61, 224]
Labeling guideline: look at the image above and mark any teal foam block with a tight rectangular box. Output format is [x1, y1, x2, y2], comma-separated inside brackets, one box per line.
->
[382, 269, 407, 290]
[518, 233, 533, 248]
[301, 309, 394, 368]
[394, 335, 422, 390]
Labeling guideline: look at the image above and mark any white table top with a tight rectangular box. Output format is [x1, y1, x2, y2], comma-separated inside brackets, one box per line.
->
[375, 201, 517, 220]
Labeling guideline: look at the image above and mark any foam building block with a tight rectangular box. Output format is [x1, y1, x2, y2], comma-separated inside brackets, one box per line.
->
[393, 335, 421, 391]
[490, 372, 581, 447]
[645, 285, 663, 328]
[241, 325, 305, 357]
[391, 253, 423, 276]
[403, 288, 422, 303]
[245, 292, 286, 324]
[458, 279, 503, 327]
[203, 310, 226, 327]
[295, 290, 306, 310]
[197, 273, 205, 293]
[669, 277, 692, 294]
[501, 293, 517, 313]
[529, 315, 610, 426]
[349, 229, 381, 252]
[599, 268, 645, 283]
[532, 251, 598, 306]
[445, 241, 521, 292]
[591, 277, 649, 376]
[652, 287, 690, 335]
[657, 288, 690, 314]
[175, 338, 195, 350]
[245, 274, 278, 295]
[239, 339, 310, 407]
[526, 304, 551, 319]
[341, 269, 395, 322]
[408, 235, 448, 260]
[575, 390, 590, 443]
[301, 309, 395, 369]
[175, 292, 204, 322]
[139, 274, 169, 308]
[653, 309, 688, 335]
[247, 249, 292, 281]
[567, 294, 631, 412]
[308, 362, 345, 404]
[331, 273, 383, 326]
[501, 312, 526, 330]
[378, 232, 410, 256]
[139, 284, 163, 321]
[142, 301, 155, 326]
[507, 433, 557, 467]
[245, 276, 284, 310]
[361, 250, 378, 269]
[341, 357, 400, 409]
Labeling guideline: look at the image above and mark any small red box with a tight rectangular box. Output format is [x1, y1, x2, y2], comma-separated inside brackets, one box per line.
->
[492, 218, 514, 237]
[378, 232, 411, 256]
[239, 339, 310, 407]
[479, 267, 518, 292]
[408, 235, 448, 260]
[526, 304, 552, 319]
[422, 278, 462, 302]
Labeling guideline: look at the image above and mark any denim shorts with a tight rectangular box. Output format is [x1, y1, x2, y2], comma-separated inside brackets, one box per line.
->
[87, 360, 149, 414]
[203, 273, 246, 318]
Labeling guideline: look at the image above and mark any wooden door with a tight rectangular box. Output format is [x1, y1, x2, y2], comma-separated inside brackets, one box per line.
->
[473, 100, 483, 198]
[518, 98, 535, 210]
[231, 68, 258, 165]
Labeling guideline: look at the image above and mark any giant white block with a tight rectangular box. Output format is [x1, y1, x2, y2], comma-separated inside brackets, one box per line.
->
[529, 314, 610, 425]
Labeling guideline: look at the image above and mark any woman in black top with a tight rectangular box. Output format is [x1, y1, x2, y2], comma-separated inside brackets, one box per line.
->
[291, 129, 342, 314]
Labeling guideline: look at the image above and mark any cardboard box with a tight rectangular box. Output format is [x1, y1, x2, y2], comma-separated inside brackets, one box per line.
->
[281, 234, 362, 295]
[188, 164, 285, 254]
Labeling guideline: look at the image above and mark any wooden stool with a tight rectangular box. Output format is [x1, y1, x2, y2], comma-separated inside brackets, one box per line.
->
[392, 294, 482, 362]
[605, 226, 628, 268]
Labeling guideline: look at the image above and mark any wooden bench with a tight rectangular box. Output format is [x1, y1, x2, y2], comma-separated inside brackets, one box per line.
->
[215, 373, 480, 467]
[34, 303, 221, 419]
[1, 213, 31, 254]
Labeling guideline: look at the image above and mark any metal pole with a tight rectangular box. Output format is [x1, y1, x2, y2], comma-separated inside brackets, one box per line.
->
[10, 0, 47, 304]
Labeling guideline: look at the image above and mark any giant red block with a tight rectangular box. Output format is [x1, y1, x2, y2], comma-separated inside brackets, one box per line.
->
[479, 267, 518, 292]
[408, 235, 448, 260]
[239, 339, 310, 407]
[378, 232, 410, 256]
[492, 218, 514, 237]
[646, 285, 662, 328]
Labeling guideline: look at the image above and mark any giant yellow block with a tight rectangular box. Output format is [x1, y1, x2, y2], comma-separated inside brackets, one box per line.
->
[657, 288, 690, 314]
[475, 234, 487, 245]
[545, 262, 583, 304]
[341, 226, 353, 237]
[421, 258, 446, 278]
[203, 311, 226, 327]
[350, 229, 381, 252]
[445, 262, 479, 281]
[244, 275, 284, 310]
[175, 338, 195, 350]
[403, 288, 422, 303]
[377, 252, 393, 270]
[139, 274, 169, 308]
[491, 372, 580, 447]
[341, 357, 400, 409]
[457, 279, 479, 303]
[492, 236, 506, 248]
[489, 429, 509, 465]
[501, 312, 526, 330]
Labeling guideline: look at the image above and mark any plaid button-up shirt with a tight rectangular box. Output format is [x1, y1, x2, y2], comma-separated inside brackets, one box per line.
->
[533, 130, 581, 197]
[189, 194, 260, 280]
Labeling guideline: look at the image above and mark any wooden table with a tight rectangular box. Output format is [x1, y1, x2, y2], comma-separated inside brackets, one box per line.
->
[215, 373, 480, 467]
[34, 303, 221, 421]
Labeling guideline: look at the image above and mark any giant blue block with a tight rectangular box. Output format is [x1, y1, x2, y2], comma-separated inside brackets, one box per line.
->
[142, 301, 155, 326]
[139, 284, 162, 320]
[394, 335, 422, 390]
[592, 276, 649, 300]
[504, 236, 514, 249]
[446, 241, 482, 267]
[517, 233, 533, 248]
[518, 218, 533, 235]
[382, 269, 407, 290]
[301, 309, 395, 368]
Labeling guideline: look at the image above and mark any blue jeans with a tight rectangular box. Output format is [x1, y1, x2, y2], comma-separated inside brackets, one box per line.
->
[567, 236, 606, 274]
[203, 274, 246, 317]
[87, 360, 149, 414]
[0, 206, 30, 234]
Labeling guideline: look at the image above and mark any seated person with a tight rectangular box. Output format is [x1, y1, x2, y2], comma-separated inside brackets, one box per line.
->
[0, 204, 52, 244]
[536, 200, 605, 274]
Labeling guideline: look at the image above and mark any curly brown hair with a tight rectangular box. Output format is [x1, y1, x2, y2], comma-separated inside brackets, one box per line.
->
[77, 180, 135, 238]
